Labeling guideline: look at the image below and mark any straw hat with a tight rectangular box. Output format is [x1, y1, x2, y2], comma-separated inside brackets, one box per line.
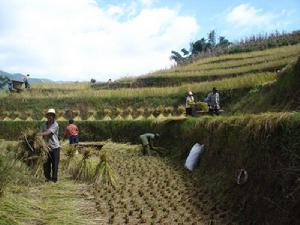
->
[46, 108, 56, 115]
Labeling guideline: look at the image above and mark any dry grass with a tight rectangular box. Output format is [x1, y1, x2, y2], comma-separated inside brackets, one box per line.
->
[0, 177, 105, 225]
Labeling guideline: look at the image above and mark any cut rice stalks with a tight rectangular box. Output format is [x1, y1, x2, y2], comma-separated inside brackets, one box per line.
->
[17, 129, 49, 177]
[94, 152, 117, 187]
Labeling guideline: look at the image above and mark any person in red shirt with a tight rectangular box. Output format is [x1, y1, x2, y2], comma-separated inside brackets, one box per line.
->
[64, 119, 79, 144]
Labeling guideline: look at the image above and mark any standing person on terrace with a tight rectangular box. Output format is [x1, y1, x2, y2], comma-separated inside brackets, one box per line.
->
[64, 119, 79, 145]
[23, 74, 30, 89]
[40, 108, 60, 183]
[185, 91, 195, 116]
[206, 87, 220, 115]
[8, 79, 13, 92]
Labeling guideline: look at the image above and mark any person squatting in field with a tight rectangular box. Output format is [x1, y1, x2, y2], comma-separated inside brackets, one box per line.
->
[139, 133, 160, 156]
[40, 108, 60, 183]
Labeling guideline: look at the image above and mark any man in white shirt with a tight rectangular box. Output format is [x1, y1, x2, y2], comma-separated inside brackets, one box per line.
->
[206, 87, 220, 115]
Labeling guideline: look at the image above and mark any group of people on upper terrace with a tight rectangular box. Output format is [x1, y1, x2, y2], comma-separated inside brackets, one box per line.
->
[185, 87, 220, 116]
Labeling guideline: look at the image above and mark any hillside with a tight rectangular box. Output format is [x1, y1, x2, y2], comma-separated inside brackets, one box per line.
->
[0, 44, 299, 120]
[0, 44, 300, 225]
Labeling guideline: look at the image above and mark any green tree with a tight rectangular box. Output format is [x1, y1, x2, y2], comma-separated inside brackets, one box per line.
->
[208, 30, 216, 47]
[217, 36, 231, 47]
[170, 50, 184, 64]
[190, 38, 208, 54]
[181, 48, 189, 56]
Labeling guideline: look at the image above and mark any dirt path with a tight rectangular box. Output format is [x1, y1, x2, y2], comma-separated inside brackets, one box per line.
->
[0, 177, 104, 225]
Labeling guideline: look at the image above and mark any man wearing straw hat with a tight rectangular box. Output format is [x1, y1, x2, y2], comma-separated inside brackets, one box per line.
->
[185, 91, 195, 116]
[40, 108, 60, 183]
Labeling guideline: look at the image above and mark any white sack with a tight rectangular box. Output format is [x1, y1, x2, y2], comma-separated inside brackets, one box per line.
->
[185, 143, 204, 171]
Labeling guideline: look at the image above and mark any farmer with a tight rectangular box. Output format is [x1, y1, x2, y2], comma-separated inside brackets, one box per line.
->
[205, 87, 220, 115]
[64, 119, 79, 144]
[40, 108, 60, 183]
[185, 91, 195, 116]
[8, 79, 13, 92]
[23, 74, 30, 89]
[139, 133, 160, 156]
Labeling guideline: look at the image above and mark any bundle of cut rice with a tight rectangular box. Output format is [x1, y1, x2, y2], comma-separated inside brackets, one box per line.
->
[17, 129, 49, 177]
[72, 148, 94, 182]
[94, 152, 117, 187]
[61, 144, 77, 171]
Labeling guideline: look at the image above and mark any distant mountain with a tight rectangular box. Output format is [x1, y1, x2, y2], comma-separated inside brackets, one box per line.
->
[0, 70, 54, 84]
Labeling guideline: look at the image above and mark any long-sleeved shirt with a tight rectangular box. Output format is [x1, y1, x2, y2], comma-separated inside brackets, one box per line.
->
[207, 92, 220, 109]
[139, 133, 155, 147]
[185, 96, 194, 108]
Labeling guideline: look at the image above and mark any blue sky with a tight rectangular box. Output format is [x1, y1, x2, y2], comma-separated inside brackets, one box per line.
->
[0, 0, 299, 81]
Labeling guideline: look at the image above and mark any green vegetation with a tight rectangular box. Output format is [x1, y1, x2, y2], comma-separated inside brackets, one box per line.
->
[171, 30, 300, 65]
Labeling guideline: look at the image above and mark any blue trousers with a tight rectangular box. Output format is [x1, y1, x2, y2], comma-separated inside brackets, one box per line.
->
[69, 135, 79, 144]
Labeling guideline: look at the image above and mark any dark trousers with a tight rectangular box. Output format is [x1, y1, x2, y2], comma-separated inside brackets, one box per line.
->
[209, 107, 219, 115]
[44, 148, 60, 182]
[142, 144, 151, 156]
[69, 135, 79, 144]
[186, 107, 193, 116]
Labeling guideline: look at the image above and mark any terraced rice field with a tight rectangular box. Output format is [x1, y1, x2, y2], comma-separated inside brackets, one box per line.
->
[94, 143, 230, 225]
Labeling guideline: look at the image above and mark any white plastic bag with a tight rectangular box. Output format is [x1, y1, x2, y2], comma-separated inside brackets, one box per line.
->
[185, 143, 204, 171]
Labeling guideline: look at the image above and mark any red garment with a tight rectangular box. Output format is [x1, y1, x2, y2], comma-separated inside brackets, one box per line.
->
[64, 124, 79, 136]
